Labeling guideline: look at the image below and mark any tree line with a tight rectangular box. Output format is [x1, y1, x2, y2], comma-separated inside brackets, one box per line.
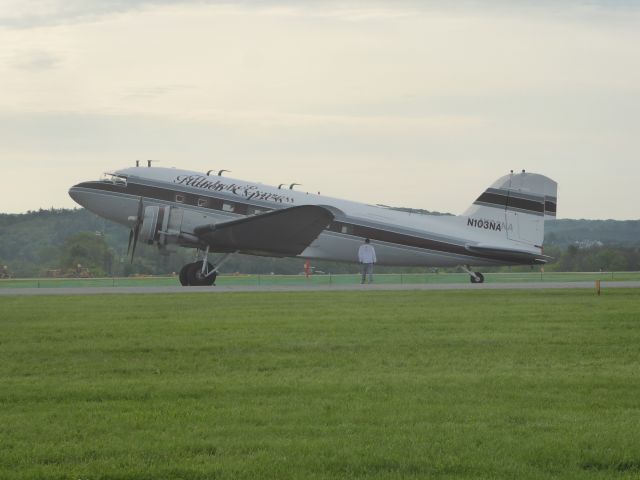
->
[1, 208, 639, 277]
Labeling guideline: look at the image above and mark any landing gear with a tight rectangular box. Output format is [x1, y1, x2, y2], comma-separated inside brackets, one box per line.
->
[178, 248, 236, 287]
[460, 265, 485, 284]
[179, 261, 216, 286]
[187, 261, 216, 286]
[470, 272, 485, 284]
[179, 263, 190, 286]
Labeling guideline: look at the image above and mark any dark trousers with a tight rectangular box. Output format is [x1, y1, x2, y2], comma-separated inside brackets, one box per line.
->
[361, 263, 374, 284]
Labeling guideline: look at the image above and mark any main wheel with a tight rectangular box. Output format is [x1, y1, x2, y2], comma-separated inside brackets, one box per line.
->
[186, 261, 216, 286]
[469, 272, 485, 284]
[179, 263, 191, 286]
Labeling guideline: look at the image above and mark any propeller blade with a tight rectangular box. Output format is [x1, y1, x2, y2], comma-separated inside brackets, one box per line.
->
[129, 197, 144, 263]
[130, 225, 140, 263]
[127, 229, 134, 254]
[137, 196, 144, 220]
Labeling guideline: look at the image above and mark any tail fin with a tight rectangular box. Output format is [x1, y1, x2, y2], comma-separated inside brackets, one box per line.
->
[462, 171, 557, 247]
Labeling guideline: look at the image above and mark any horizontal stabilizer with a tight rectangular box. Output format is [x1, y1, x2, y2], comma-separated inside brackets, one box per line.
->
[194, 205, 334, 255]
[465, 244, 553, 265]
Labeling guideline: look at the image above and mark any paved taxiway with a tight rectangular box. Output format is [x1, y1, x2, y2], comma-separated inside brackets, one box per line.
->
[1, 281, 639, 296]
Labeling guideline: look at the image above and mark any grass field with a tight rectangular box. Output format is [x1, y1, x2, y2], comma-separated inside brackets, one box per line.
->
[1, 289, 640, 479]
[2, 270, 640, 288]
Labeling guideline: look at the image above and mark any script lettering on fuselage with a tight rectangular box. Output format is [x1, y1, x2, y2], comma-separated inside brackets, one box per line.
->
[173, 175, 295, 204]
[467, 218, 512, 232]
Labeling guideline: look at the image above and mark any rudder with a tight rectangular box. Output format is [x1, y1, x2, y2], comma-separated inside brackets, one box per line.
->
[463, 171, 558, 247]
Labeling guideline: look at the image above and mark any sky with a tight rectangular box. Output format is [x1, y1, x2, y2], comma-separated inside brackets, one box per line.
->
[0, 0, 638, 219]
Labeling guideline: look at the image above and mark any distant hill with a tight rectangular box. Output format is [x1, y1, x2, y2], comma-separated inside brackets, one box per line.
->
[0, 209, 638, 276]
[545, 219, 640, 247]
[0, 209, 342, 277]
[385, 209, 639, 246]
[0, 209, 130, 277]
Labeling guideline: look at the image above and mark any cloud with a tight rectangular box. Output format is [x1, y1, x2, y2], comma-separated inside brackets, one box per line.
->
[122, 84, 194, 101]
[0, 0, 175, 28]
[0, 1, 638, 219]
[11, 50, 61, 71]
[2, 1, 639, 29]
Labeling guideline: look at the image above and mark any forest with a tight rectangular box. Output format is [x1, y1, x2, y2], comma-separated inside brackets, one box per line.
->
[0, 208, 639, 277]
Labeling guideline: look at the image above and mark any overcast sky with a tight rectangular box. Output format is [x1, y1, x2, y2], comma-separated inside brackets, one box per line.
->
[1, 1, 638, 219]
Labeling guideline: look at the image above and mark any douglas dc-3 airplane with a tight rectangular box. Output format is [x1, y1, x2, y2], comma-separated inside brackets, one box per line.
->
[69, 164, 557, 286]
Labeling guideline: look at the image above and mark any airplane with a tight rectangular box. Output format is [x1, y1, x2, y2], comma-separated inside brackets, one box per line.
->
[68, 164, 557, 286]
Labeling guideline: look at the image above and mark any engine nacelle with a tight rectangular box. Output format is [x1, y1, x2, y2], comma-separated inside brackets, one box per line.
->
[139, 205, 184, 247]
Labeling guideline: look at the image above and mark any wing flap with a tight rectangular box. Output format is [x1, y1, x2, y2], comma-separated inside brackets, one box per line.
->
[465, 244, 553, 265]
[194, 205, 334, 255]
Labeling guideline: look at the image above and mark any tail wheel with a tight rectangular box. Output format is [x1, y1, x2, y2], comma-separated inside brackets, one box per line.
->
[470, 272, 485, 284]
[186, 261, 216, 286]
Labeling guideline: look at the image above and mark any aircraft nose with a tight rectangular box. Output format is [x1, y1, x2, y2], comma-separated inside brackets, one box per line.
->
[67, 182, 141, 227]
[68, 184, 87, 207]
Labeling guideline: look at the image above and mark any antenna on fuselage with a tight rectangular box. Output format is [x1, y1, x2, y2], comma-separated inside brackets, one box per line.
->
[147, 160, 157, 167]
[289, 183, 301, 190]
[206, 169, 231, 176]
[136, 160, 140, 167]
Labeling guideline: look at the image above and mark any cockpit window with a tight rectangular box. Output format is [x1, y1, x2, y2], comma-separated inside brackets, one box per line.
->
[101, 172, 127, 186]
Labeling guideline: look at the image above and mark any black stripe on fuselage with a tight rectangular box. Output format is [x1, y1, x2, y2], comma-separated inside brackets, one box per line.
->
[475, 191, 508, 208]
[80, 180, 274, 216]
[544, 198, 557, 216]
[474, 188, 545, 215]
[75, 180, 542, 264]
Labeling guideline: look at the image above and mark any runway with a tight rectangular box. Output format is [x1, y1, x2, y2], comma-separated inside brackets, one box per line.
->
[1, 281, 640, 296]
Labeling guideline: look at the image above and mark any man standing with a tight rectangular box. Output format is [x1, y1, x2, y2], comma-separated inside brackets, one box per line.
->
[358, 238, 377, 284]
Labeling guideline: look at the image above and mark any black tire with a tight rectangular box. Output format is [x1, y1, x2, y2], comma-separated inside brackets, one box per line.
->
[179, 263, 191, 286]
[470, 272, 485, 284]
[186, 261, 216, 286]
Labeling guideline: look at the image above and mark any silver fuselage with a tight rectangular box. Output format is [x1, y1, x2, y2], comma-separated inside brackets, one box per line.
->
[69, 167, 545, 267]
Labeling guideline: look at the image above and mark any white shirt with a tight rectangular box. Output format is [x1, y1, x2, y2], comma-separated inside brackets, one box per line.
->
[358, 243, 377, 264]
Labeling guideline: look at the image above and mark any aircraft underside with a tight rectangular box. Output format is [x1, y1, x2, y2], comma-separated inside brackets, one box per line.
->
[300, 231, 506, 268]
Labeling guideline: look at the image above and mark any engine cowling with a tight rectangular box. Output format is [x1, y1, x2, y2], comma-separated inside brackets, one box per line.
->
[139, 205, 184, 246]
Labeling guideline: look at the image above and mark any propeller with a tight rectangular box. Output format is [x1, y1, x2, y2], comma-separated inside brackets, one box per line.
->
[127, 197, 144, 262]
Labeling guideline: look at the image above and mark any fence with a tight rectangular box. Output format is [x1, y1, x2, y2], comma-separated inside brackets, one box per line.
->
[1, 271, 640, 288]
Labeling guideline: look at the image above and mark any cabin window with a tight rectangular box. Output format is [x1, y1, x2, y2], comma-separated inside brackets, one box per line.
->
[222, 202, 235, 212]
[234, 203, 248, 215]
[249, 207, 268, 216]
[197, 198, 208, 208]
[341, 225, 351, 234]
[175, 194, 185, 203]
[352, 226, 367, 237]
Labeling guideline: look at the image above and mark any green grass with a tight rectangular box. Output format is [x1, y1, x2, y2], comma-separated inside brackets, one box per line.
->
[2, 270, 640, 288]
[1, 290, 640, 479]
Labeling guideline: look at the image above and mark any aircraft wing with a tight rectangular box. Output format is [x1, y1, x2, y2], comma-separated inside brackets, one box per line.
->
[465, 244, 553, 265]
[193, 205, 334, 255]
